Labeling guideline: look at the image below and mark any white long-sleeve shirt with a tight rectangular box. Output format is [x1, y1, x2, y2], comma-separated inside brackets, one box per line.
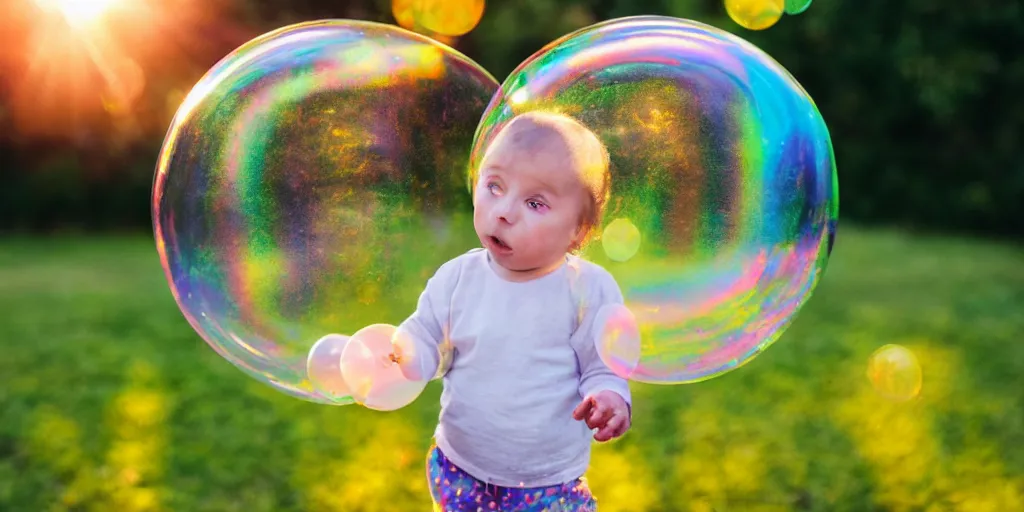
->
[396, 248, 632, 488]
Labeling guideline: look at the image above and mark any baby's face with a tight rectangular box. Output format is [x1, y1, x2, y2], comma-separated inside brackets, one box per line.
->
[473, 137, 588, 280]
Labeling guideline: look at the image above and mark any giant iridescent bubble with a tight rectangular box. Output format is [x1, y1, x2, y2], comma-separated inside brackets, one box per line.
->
[469, 16, 838, 384]
[153, 20, 498, 403]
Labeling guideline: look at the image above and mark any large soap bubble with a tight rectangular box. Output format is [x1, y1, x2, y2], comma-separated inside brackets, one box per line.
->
[469, 16, 838, 384]
[153, 20, 498, 403]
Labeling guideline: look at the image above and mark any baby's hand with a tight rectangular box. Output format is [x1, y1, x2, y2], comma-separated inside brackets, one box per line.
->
[572, 390, 631, 442]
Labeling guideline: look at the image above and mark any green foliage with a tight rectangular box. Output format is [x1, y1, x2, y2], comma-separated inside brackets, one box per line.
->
[1, 0, 1022, 237]
[748, 1, 1024, 236]
[0, 228, 1022, 510]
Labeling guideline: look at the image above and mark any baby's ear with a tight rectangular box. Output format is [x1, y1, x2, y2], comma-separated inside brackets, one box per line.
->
[570, 223, 591, 253]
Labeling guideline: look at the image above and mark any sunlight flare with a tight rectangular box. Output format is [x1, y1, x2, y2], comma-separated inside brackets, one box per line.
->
[34, 0, 121, 27]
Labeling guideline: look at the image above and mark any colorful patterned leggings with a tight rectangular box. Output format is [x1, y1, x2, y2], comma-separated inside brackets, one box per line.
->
[426, 445, 597, 511]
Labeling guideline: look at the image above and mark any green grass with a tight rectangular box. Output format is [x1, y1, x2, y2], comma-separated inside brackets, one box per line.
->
[1, 227, 1022, 511]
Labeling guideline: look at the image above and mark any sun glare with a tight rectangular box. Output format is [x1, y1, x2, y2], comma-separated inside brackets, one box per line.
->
[7, 0, 246, 140]
[35, 0, 120, 27]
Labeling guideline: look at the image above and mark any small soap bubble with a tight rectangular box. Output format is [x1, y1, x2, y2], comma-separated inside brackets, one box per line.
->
[340, 324, 428, 411]
[305, 334, 354, 405]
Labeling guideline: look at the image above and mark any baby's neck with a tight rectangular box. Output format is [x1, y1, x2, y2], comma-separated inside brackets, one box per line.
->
[487, 253, 568, 283]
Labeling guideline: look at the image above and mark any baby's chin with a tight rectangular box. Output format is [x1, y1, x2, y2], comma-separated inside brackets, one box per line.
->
[492, 251, 568, 276]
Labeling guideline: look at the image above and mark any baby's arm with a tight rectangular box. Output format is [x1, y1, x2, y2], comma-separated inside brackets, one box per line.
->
[391, 258, 461, 382]
[570, 269, 633, 417]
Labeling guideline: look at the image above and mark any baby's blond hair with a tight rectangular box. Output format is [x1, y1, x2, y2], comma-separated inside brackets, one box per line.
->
[480, 111, 611, 252]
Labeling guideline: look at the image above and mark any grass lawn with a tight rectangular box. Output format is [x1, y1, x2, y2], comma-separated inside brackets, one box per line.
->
[1, 226, 1022, 512]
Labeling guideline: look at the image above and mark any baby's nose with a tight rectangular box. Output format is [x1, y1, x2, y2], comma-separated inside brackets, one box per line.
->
[495, 202, 516, 224]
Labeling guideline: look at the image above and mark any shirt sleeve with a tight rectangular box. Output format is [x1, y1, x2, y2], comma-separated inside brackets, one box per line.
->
[394, 257, 461, 381]
[569, 266, 633, 416]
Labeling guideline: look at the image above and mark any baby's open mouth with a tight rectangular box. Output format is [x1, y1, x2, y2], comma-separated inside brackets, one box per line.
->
[489, 236, 511, 251]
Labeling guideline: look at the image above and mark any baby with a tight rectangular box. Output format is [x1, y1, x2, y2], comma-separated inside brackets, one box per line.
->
[391, 111, 631, 511]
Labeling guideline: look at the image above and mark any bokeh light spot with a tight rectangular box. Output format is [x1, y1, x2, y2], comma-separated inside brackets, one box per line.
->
[868, 344, 923, 401]
[784, 0, 813, 15]
[725, 0, 784, 31]
[415, 0, 486, 37]
[601, 218, 642, 262]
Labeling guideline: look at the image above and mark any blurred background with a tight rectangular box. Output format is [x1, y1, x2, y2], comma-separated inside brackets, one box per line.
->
[1, 1, 1021, 511]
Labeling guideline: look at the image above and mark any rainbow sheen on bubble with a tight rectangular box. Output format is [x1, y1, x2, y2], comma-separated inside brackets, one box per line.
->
[153, 20, 497, 403]
[469, 16, 838, 384]
[594, 304, 642, 378]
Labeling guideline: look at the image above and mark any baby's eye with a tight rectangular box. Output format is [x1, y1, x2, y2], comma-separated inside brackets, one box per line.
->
[527, 200, 547, 211]
[487, 183, 502, 195]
